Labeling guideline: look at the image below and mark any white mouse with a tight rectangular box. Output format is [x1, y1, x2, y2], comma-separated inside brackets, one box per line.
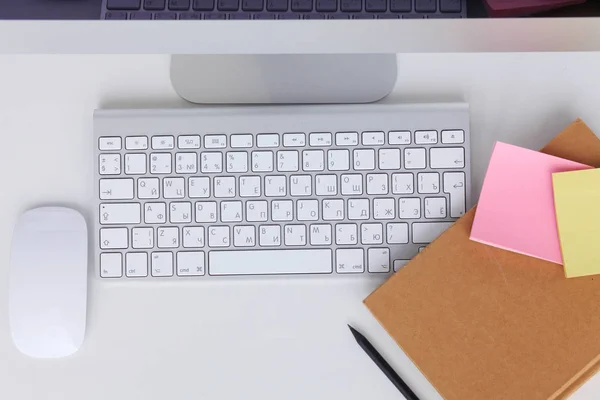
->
[9, 207, 88, 358]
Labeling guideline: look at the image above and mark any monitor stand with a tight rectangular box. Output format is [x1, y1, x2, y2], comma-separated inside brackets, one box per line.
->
[170, 54, 397, 104]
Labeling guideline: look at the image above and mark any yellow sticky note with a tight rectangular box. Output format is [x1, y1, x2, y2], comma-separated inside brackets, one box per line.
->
[553, 168, 600, 278]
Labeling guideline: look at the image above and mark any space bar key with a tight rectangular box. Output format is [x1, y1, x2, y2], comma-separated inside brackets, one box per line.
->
[209, 249, 333, 276]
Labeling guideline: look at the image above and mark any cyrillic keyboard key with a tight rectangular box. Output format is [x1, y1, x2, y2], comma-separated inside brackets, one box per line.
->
[209, 249, 332, 275]
[316, 0, 336, 11]
[218, 0, 239, 10]
[291, 0, 312, 11]
[169, 0, 191, 9]
[390, 0, 410, 12]
[412, 222, 453, 244]
[242, 0, 263, 10]
[340, 0, 360, 11]
[144, 0, 166, 9]
[365, 0, 385, 12]
[267, 0, 287, 11]
[193, 0, 214, 10]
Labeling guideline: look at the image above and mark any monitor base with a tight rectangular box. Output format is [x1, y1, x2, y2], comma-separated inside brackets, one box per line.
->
[170, 54, 397, 104]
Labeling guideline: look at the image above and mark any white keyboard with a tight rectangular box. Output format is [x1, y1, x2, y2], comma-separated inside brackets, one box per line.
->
[94, 104, 471, 279]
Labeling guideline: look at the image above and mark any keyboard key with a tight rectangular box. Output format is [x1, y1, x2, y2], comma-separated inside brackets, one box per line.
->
[170, 202, 193, 223]
[208, 226, 230, 247]
[193, 0, 214, 9]
[404, 148, 426, 169]
[412, 222, 453, 244]
[125, 154, 147, 175]
[99, 154, 121, 175]
[189, 177, 211, 198]
[100, 253, 123, 278]
[252, 151, 274, 172]
[182, 226, 205, 247]
[290, 175, 312, 196]
[393, 259, 410, 272]
[361, 223, 383, 245]
[283, 133, 306, 147]
[392, 173, 413, 194]
[221, 201, 243, 222]
[271, 200, 293, 221]
[239, 176, 261, 197]
[309, 132, 332, 147]
[257, 133, 280, 148]
[316, 174, 337, 196]
[196, 201, 218, 222]
[353, 149, 375, 170]
[415, 130, 438, 145]
[277, 150, 299, 172]
[297, 199, 319, 221]
[179, 11, 202, 17]
[99, 137, 122, 151]
[253, 12, 276, 18]
[399, 198, 421, 219]
[163, 177, 185, 198]
[378, 148, 401, 170]
[336, 132, 358, 146]
[443, 172, 466, 217]
[335, 224, 358, 245]
[362, 131, 385, 146]
[154, 11, 178, 18]
[230, 134, 253, 148]
[214, 176, 236, 198]
[417, 172, 439, 194]
[336, 248, 363, 273]
[348, 199, 369, 220]
[126, 253, 148, 277]
[100, 228, 129, 249]
[323, 199, 344, 220]
[328, 149, 350, 171]
[151, 252, 174, 277]
[152, 136, 174, 149]
[242, 0, 264, 10]
[386, 223, 408, 244]
[367, 248, 390, 273]
[100, 203, 141, 225]
[169, 0, 191, 9]
[425, 197, 447, 219]
[284, 224, 306, 246]
[303, 13, 326, 18]
[366, 173, 388, 195]
[341, 174, 363, 195]
[100, 178, 134, 200]
[430, 147, 464, 169]
[204, 135, 227, 148]
[291, 0, 312, 11]
[373, 198, 395, 219]
[107, 0, 141, 9]
[126, 136, 148, 149]
[365, 0, 386, 12]
[388, 130, 411, 145]
[138, 178, 160, 199]
[177, 252, 205, 276]
[302, 150, 324, 171]
[178, 135, 201, 148]
[105, 11, 128, 18]
[157, 227, 180, 248]
[209, 249, 332, 275]
[144, 202, 167, 223]
[218, 0, 239, 10]
[201, 152, 223, 173]
[150, 153, 172, 174]
[389, 0, 410, 11]
[340, 0, 360, 11]
[230, 13, 252, 18]
[133, 227, 154, 248]
[265, 0, 286, 11]
[259, 225, 282, 246]
[310, 224, 332, 245]
[316, 0, 336, 11]
[246, 200, 268, 222]
[440, 0, 461, 12]
[226, 151, 248, 173]
[175, 152, 198, 173]
[278, 13, 301, 18]
[145, 0, 166, 9]
[415, 0, 435, 12]
[130, 11, 153, 18]
[441, 129, 465, 144]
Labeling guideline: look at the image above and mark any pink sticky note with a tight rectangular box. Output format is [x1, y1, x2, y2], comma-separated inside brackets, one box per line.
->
[470, 142, 592, 264]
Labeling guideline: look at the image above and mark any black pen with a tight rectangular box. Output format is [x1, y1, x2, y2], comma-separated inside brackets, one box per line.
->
[348, 325, 420, 400]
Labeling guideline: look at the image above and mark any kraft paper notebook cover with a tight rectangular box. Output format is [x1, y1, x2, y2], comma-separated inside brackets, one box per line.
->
[364, 119, 600, 400]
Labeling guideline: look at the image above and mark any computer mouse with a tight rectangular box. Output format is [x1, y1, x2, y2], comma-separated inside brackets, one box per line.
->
[9, 207, 88, 359]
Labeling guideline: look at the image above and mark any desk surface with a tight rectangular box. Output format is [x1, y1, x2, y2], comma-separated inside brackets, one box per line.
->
[1, 53, 600, 400]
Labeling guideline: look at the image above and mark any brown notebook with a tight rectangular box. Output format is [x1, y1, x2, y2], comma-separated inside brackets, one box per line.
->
[364, 119, 600, 400]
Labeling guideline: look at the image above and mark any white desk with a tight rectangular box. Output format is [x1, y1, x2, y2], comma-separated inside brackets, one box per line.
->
[1, 53, 600, 400]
